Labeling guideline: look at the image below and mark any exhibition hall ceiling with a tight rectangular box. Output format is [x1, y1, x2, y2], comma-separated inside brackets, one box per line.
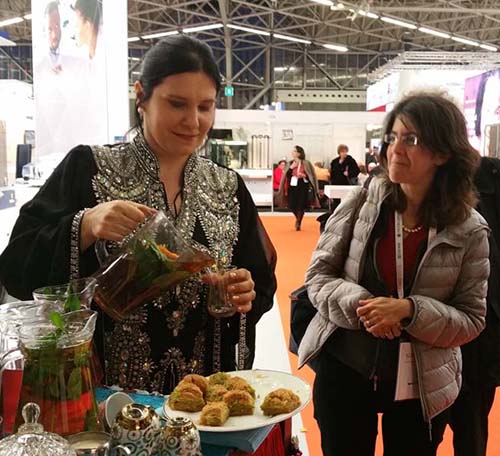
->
[1, 0, 500, 106]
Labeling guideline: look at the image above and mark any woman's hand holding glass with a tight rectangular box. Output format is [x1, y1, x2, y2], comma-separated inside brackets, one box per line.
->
[356, 297, 414, 339]
[202, 267, 255, 317]
[80, 200, 156, 251]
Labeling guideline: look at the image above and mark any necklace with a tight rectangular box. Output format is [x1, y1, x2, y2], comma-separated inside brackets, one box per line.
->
[402, 224, 423, 233]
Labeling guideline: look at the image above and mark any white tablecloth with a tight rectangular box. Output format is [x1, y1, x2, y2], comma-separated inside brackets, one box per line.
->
[323, 185, 356, 200]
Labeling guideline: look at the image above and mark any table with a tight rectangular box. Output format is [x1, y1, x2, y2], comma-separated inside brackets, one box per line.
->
[323, 185, 356, 211]
[95, 388, 288, 456]
[323, 185, 355, 200]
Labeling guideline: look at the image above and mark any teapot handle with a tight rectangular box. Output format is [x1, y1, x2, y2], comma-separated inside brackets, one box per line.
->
[94, 239, 112, 266]
[0, 348, 23, 374]
[113, 445, 132, 456]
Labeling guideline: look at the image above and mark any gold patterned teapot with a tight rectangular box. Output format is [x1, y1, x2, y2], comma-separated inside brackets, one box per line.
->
[111, 403, 162, 456]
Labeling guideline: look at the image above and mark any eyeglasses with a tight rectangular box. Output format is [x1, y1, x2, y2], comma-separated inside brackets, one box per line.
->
[383, 133, 419, 147]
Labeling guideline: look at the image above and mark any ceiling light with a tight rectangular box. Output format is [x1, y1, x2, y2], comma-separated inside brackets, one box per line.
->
[0, 36, 15, 46]
[311, 0, 334, 5]
[479, 43, 497, 52]
[182, 23, 223, 33]
[127, 36, 140, 42]
[273, 33, 311, 44]
[451, 36, 479, 46]
[381, 16, 417, 29]
[142, 30, 178, 39]
[418, 27, 450, 39]
[323, 43, 348, 52]
[23, 14, 32, 20]
[227, 24, 270, 36]
[358, 10, 379, 19]
[0, 17, 23, 27]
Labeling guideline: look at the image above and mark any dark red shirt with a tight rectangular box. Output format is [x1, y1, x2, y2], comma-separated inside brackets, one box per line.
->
[376, 212, 427, 297]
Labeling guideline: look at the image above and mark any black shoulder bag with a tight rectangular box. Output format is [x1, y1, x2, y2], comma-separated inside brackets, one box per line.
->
[288, 188, 367, 366]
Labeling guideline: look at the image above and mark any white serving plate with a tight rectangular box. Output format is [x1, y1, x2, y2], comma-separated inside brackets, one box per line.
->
[163, 369, 311, 433]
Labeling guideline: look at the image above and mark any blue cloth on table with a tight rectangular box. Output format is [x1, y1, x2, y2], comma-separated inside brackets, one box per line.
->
[96, 387, 273, 455]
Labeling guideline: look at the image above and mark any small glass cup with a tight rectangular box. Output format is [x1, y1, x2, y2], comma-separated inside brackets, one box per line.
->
[206, 265, 238, 317]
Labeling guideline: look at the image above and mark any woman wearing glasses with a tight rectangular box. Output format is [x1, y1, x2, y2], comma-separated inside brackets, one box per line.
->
[299, 92, 489, 455]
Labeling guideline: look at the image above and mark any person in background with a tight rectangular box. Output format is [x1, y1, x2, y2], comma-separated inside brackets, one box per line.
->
[44, 1, 62, 73]
[314, 161, 330, 188]
[0, 35, 277, 394]
[448, 156, 500, 456]
[36, 1, 82, 78]
[277, 145, 319, 231]
[357, 163, 368, 186]
[73, 0, 102, 60]
[300, 92, 489, 456]
[367, 161, 379, 174]
[330, 144, 360, 186]
[314, 161, 331, 209]
[365, 145, 380, 169]
[273, 159, 286, 191]
[329, 144, 360, 212]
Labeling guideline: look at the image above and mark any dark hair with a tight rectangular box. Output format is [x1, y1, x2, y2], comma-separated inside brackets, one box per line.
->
[475, 69, 500, 137]
[379, 92, 479, 227]
[278, 159, 287, 165]
[135, 35, 221, 128]
[73, 0, 101, 30]
[337, 144, 348, 154]
[294, 145, 305, 160]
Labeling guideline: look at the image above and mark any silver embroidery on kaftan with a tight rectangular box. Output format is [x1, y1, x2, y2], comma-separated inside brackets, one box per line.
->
[91, 132, 240, 392]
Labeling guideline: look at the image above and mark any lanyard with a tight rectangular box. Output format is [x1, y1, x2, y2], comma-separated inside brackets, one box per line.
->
[394, 212, 437, 299]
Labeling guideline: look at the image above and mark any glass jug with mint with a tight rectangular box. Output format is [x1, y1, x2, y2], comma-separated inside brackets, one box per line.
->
[15, 308, 102, 436]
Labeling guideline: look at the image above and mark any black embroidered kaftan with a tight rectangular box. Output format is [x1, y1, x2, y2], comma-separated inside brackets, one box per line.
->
[0, 133, 277, 393]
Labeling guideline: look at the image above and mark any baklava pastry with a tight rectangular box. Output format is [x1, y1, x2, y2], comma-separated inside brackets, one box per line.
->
[260, 388, 301, 416]
[208, 371, 230, 387]
[181, 373, 209, 395]
[223, 390, 255, 416]
[226, 376, 256, 398]
[199, 401, 230, 426]
[168, 382, 205, 412]
[205, 383, 228, 402]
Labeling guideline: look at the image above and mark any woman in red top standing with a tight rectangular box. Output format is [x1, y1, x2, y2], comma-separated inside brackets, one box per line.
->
[277, 146, 319, 230]
[301, 92, 489, 456]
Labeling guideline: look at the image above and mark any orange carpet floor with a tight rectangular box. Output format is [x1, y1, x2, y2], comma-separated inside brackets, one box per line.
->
[261, 214, 500, 456]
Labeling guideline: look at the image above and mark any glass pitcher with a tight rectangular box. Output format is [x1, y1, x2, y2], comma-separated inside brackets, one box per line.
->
[92, 210, 215, 320]
[32, 277, 97, 310]
[0, 301, 61, 436]
[15, 309, 103, 437]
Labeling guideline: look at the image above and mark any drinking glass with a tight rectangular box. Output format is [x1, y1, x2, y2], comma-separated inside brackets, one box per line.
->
[206, 265, 238, 317]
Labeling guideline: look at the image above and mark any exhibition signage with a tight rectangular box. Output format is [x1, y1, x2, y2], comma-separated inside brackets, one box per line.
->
[32, 0, 128, 156]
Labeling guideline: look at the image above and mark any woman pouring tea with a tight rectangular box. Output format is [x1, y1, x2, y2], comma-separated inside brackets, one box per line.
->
[0, 35, 277, 393]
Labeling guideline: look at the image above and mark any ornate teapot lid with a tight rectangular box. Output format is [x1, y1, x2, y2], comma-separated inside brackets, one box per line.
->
[0, 403, 77, 456]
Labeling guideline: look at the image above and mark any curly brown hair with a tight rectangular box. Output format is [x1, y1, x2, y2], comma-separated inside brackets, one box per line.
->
[379, 91, 479, 228]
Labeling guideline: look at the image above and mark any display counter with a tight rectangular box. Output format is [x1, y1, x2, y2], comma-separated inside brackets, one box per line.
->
[236, 169, 273, 207]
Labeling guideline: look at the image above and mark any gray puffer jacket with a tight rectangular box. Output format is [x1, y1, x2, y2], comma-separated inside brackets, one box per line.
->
[299, 177, 489, 421]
